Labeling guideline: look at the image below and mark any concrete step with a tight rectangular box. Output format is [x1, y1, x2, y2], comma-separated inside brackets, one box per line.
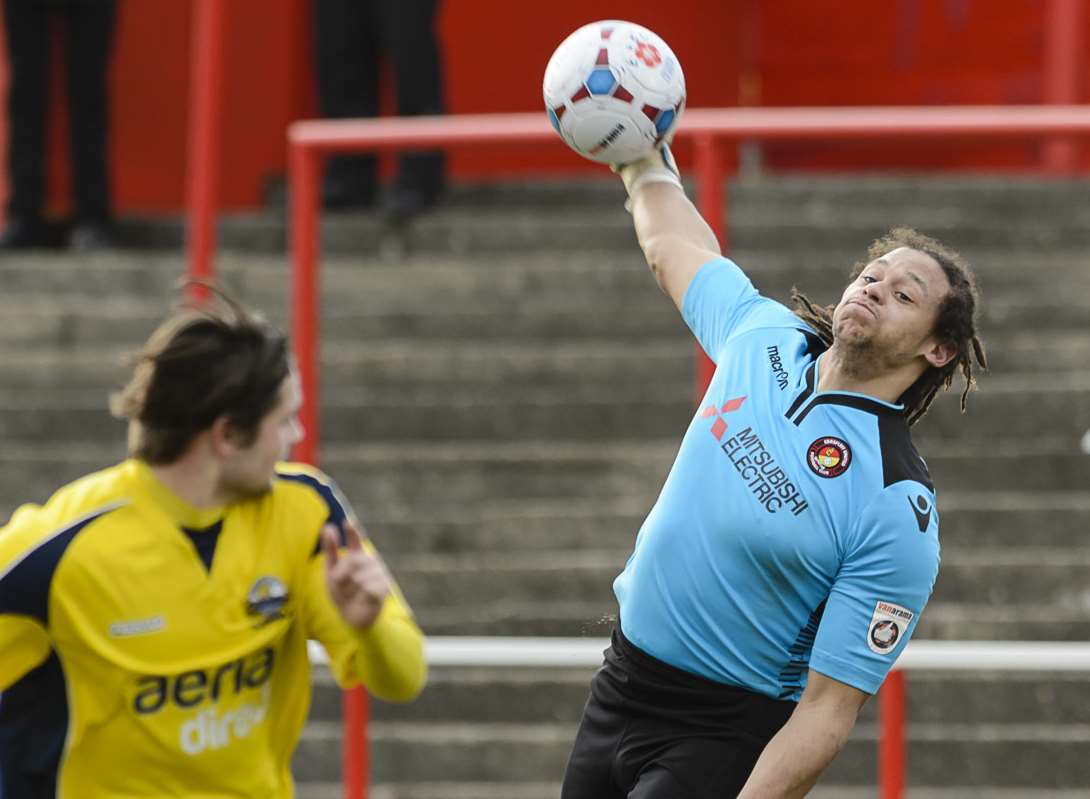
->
[0, 374, 1086, 446]
[6, 478, 1080, 556]
[384, 548, 1090, 613]
[292, 718, 1090, 787]
[0, 292, 1083, 354]
[112, 176, 1090, 255]
[360, 491, 1090, 555]
[0, 440, 1085, 519]
[308, 667, 1090, 728]
[0, 327, 1085, 389]
[397, 600, 1090, 640]
[0, 246, 1087, 307]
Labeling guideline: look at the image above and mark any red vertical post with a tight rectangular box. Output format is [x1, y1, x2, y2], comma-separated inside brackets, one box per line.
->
[692, 133, 725, 397]
[879, 670, 907, 799]
[185, 0, 225, 298]
[343, 688, 369, 799]
[1042, 0, 1084, 173]
[289, 140, 321, 467]
[289, 137, 368, 799]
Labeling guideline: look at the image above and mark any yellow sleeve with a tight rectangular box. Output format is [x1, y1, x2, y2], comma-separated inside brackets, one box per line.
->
[300, 540, 426, 703]
[0, 617, 51, 691]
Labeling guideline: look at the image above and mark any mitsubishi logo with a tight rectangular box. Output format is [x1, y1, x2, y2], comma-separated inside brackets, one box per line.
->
[700, 395, 747, 441]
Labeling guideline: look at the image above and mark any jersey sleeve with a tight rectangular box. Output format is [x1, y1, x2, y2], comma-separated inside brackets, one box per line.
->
[277, 465, 426, 702]
[681, 257, 802, 362]
[808, 482, 940, 694]
[300, 536, 426, 702]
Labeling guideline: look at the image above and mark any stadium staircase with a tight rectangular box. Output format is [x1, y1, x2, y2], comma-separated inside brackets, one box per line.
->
[1, 176, 1089, 797]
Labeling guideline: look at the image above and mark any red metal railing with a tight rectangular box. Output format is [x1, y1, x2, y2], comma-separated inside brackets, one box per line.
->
[185, 0, 1086, 285]
[1042, 0, 1087, 172]
[287, 104, 1090, 799]
[184, 0, 225, 304]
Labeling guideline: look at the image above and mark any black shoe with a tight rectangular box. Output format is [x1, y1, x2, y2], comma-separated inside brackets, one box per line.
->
[0, 218, 51, 250]
[69, 222, 117, 252]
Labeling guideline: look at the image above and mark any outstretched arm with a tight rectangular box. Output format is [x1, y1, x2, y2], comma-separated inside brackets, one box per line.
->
[617, 147, 722, 309]
[737, 670, 868, 798]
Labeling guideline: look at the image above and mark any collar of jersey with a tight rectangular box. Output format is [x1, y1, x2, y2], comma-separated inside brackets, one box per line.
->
[787, 357, 906, 425]
[128, 459, 226, 529]
[811, 356, 905, 410]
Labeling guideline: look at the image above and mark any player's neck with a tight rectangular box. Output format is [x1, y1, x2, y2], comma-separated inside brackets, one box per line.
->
[149, 454, 229, 510]
[816, 347, 922, 406]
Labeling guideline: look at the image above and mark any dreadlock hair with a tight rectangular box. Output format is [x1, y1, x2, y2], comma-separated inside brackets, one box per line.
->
[791, 227, 988, 427]
[111, 283, 291, 464]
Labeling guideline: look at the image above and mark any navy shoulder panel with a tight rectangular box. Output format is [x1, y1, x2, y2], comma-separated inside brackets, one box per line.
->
[799, 329, 828, 360]
[275, 471, 351, 553]
[0, 504, 123, 625]
[0, 650, 67, 786]
[877, 413, 934, 491]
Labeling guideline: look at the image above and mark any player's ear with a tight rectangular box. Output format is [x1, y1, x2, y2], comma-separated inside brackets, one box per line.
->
[922, 338, 957, 369]
[209, 416, 241, 457]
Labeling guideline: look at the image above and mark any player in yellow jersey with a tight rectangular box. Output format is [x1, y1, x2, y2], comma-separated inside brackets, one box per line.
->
[0, 293, 426, 798]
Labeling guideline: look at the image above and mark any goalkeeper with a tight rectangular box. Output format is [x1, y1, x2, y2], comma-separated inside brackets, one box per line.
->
[560, 145, 987, 798]
[0, 293, 425, 798]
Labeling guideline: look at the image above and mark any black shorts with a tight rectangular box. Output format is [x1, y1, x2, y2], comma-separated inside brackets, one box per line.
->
[561, 629, 796, 799]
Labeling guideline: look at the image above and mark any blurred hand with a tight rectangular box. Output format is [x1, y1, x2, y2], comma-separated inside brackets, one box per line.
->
[322, 519, 390, 630]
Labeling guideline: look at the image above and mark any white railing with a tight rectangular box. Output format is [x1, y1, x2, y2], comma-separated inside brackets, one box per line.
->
[307, 637, 1090, 799]
[309, 636, 1090, 670]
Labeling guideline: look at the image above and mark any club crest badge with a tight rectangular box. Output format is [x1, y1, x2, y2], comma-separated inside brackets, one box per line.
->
[807, 436, 852, 478]
[246, 576, 289, 627]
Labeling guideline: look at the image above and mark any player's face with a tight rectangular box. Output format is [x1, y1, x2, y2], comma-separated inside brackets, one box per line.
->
[220, 372, 305, 499]
[831, 247, 952, 367]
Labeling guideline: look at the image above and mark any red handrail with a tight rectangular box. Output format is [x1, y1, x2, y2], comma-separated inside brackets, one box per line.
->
[184, 0, 225, 303]
[288, 105, 1090, 799]
[185, 1, 1086, 286]
[1043, 0, 1086, 173]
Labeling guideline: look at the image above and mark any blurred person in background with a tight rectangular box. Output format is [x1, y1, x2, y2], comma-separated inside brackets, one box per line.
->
[1, 0, 119, 251]
[0, 291, 425, 798]
[312, 0, 446, 223]
[560, 144, 988, 798]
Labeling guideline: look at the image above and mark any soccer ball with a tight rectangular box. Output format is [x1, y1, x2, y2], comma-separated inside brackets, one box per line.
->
[543, 20, 686, 164]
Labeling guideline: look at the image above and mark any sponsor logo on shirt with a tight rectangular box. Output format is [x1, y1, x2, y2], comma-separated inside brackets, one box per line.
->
[806, 436, 852, 478]
[180, 685, 270, 756]
[132, 648, 276, 754]
[109, 615, 166, 638]
[867, 601, 914, 655]
[909, 494, 933, 532]
[700, 395, 747, 441]
[246, 575, 289, 627]
[766, 346, 790, 391]
[133, 647, 275, 715]
[720, 426, 810, 516]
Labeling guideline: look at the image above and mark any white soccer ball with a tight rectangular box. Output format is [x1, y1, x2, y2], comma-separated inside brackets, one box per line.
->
[543, 20, 686, 164]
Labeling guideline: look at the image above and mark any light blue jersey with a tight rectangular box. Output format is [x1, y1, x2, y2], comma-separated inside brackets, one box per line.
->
[614, 258, 940, 701]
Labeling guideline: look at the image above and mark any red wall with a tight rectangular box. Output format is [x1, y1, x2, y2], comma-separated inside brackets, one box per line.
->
[755, 0, 1056, 171]
[11, 0, 1090, 213]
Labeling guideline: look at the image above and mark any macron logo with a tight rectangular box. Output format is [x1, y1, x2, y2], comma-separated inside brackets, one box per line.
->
[700, 396, 747, 440]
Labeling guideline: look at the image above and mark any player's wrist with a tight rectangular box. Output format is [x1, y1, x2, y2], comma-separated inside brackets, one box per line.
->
[614, 144, 682, 200]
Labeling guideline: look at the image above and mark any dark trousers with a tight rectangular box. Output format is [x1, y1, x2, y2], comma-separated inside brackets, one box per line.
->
[312, 0, 445, 198]
[3, 0, 118, 225]
[561, 630, 796, 799]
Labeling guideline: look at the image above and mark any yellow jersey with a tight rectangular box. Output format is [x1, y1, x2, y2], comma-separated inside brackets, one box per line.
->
[0, 459, 425, 798]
